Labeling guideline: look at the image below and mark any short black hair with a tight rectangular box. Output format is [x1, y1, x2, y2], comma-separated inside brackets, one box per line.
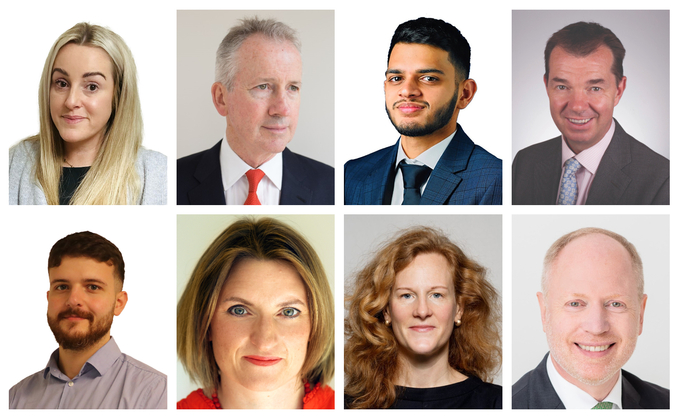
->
[48, 231, 125, 284]
[387, 17, 471, 81]
[545, 21, 626, 85]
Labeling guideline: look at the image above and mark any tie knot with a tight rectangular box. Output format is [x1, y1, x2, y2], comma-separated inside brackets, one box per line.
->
[592, 401, 614, 409]
[565, 157, 581, 173]
[245, 169, 265, 192]
[398, 160, 432, 189]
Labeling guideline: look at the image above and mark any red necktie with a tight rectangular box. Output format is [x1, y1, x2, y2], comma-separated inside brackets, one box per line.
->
[244, 169, 265, 205]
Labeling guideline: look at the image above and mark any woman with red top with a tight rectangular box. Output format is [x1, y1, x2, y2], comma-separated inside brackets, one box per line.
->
[177, 217, 334, 409]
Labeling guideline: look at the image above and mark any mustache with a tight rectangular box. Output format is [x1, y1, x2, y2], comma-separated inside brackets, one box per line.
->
[392, 99, 429, 109]
[58, 308, 94, 321]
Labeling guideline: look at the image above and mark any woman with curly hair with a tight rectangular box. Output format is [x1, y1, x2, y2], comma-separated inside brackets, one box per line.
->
[345, 226, 501, 408]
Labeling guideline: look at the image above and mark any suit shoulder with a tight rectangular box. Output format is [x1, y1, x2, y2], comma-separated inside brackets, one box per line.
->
[177, 148, 210, 173]
[469, 143, 502, 172]
[626, 135, 669, 169]
[286, 149, 334, 178]
[514, 137, 561, 162]
[511, 368, 533, 409]
[345, 145, 395, 173]
[622, 369, 669, 409]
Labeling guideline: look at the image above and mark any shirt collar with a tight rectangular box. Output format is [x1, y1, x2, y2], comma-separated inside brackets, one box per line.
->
[44, 337, 123, 381]
[394, 130, 457, 169]
[219, 139, 283, 191]
[547, 353, 622, 409]
[561, 120, 615, 175]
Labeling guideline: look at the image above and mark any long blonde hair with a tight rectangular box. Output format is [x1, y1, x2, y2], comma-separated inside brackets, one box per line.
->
[33, 22, 142, 204]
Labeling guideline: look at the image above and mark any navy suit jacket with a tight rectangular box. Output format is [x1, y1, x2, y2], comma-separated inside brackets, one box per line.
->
[344, 125, 502, 205]
[512, 353, 669, 409]
[512, 120, 669, 205]
[177, 140, 334, 205]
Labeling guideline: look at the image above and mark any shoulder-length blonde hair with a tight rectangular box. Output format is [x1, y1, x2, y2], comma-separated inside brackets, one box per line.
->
[345, 227, 501, 409]
[32, 22, 142, 204]
[177, 217, 334, 393]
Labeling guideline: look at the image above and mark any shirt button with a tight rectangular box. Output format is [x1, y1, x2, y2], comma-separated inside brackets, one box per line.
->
[68, 381, 74, 387]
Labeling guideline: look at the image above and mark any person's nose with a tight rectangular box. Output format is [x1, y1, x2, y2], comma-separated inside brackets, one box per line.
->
[413, 297, 433, 319]
[250, 316, 278, 351]
[582, 304, 610, 335]
[567, 89, 589, 114]
[269, 89, 292, 117]
[66, 286, 84, 308]
[399, 77, 422, 99]
[64, 87, 83, 110]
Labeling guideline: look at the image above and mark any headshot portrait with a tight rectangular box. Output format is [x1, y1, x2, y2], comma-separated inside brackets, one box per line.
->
[176, 215, 335, 409]
[344, 215, 502, 408]
[512, 10, 669, 205]
[5, 5, 171, 205]
[5, 211, 173, 408]
[176, 10, 335, 205]
[344, 16, 502, 205]
[512, 215, 669, 409]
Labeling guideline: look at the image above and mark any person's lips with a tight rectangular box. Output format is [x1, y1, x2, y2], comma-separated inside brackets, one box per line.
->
[62, 115, 87, 125]
[575, 342, 615, 358]
[243, 356, 283, 366]
[395, 102, 427, 114]
[409, 325, 435, 332]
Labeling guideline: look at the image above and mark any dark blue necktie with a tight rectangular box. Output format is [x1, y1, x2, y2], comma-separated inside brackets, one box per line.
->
[398, 160, 432, 205]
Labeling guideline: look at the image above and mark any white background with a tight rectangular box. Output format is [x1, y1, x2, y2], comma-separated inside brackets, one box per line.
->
[1, 0, 677, 415]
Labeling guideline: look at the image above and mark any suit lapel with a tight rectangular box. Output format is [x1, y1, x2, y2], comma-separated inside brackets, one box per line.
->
[419, 125, 470, 205]
[363, 142, 399, 205]
[621, 371, 642, 409]
[586, 120, 632, 205]
[532, 353, 566, 409]
[187, 140, 226, 204]
[280, 148, 314, 204]
[534, 138, 562, 204]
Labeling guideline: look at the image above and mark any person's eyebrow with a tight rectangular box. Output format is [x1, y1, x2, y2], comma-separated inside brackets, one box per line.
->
[278, 298, 307, 308]
[550, 76, 569, 84]
[51, 68, 107, 80]
[385, 68, 445, 76]
[586, 78, 605, 85]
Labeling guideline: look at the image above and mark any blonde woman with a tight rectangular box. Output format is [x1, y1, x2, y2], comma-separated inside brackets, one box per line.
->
[9, 22, 166, 205]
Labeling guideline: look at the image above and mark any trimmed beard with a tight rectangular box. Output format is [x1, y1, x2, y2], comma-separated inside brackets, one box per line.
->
[386, 89, 459, 137]
[47, 307, 114, 351]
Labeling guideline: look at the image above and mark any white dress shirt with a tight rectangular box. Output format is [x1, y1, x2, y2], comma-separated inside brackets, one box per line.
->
[556, 121, 615, 205]
[546, 353, 622, 409]
[390, 130, 456, 205]
[219, 139, 282, 205]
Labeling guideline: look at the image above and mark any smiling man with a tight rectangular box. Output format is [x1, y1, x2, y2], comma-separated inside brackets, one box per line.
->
[512, 22, 669, 205]
[344, 17, 502, 205]
[512, 228, 669, 409]
[177, 17, 334, 205]
[9, 232, 166, 409]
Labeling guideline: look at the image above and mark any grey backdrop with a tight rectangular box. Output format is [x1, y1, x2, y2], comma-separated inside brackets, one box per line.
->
[512, 10, 669, 160]
[345, 214, 502, 385]
[176, 10, 334, 167]
[512, 215, 669, 389]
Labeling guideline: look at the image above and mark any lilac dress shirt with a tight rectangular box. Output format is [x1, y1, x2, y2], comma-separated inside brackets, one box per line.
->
[9, 337, 166, 409]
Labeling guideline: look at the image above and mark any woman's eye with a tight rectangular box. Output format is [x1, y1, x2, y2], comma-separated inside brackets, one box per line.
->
[87, 83, 99, 92]
[227, 306, 248, 316]
[281, 308, 301, 317]
[54, 80, 68, 89]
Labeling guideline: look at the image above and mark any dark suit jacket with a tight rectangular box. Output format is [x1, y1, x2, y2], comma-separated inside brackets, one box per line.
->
[177, 140, 334, 205]
[344, 124, 502, 205]
[512, 120, 669, 205]
[512, 353, 669, 409]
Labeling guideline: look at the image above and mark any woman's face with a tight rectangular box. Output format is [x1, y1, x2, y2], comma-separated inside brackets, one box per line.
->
[50, 43, 114, 150]
[210, 259, 311, 392]
[385, 252, 462, 361]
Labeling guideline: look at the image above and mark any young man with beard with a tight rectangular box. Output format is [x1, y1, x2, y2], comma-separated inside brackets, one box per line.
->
[344, 17, 502, 205]
[9, 232, 166, 409]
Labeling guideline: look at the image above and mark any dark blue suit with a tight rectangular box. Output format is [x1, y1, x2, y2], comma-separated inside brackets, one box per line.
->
[513, 353, 669, 409]
[177, 140, 334, 205]
[344, 125, 502, 205]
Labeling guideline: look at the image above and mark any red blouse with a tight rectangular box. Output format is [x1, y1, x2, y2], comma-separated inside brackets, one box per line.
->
[177, 384, 335, 409]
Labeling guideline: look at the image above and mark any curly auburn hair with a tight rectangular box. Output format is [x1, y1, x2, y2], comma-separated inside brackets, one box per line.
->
[344, 227, 501, 409]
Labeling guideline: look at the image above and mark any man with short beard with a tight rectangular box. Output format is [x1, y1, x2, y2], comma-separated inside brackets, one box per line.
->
[513, 228, 669, 409]
[344, 17, 502, 205]
[9, 232, 166, 409]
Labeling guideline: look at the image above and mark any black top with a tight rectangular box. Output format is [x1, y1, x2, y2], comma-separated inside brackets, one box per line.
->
[345, 376, 502, 409]
[59, 167, 89, 205]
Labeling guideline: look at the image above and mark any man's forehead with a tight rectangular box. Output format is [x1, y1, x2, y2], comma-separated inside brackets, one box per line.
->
[388, 42, 454, 71]
[550, 45, 615, 71]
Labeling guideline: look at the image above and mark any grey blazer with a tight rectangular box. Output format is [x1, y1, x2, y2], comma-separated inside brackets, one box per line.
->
[512, 353, 669, 409]
[512, 120, 669, 205]
[9, 139, 167, 205]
